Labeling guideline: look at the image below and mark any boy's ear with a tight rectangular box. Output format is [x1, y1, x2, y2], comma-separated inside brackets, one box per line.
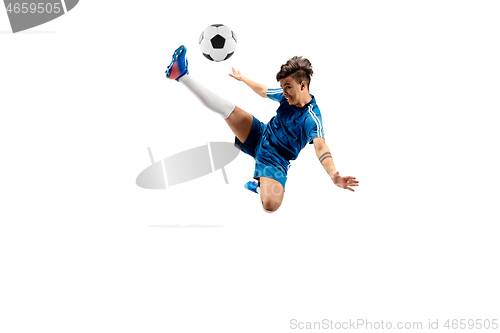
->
[301, 81, 306, 90]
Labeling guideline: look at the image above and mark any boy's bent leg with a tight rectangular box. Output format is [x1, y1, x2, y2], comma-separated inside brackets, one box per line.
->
[260, 177, 284, 212]
[225, 106, 253, 143]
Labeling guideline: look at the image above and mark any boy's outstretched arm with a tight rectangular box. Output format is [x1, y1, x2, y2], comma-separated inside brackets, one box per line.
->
[229, 68, 268, 98]
[313, 137, 359, 192]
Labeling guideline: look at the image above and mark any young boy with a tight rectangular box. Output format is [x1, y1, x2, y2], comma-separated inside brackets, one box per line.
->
[166, 45, 358, 213]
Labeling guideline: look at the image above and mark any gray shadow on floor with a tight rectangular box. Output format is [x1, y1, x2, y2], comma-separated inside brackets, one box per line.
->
[0, 31, 56, 34]
[149, 224, 225, 228]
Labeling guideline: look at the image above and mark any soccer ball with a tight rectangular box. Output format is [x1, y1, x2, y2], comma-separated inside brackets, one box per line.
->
[199, 24, 237, 62]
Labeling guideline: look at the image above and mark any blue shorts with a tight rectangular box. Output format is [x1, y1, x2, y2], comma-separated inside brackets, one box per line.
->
[234, 116, 289, 189]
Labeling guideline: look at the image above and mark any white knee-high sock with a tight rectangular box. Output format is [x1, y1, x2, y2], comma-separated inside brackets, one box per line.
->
[179, 75, 236, 119]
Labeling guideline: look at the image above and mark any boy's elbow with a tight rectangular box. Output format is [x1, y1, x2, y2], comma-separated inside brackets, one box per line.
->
[260, 88, 268, 98]
[313, 137, 328, 151]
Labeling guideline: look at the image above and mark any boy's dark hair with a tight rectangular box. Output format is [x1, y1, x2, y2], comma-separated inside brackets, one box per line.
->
[276, 56, 313, 89]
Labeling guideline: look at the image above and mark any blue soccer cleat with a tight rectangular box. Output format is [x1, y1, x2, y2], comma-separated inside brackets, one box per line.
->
[244, 180, 260, 194]
[166, 45, 189, 81]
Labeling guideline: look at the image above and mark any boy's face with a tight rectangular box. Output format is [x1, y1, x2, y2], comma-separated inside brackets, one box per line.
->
[279, 75, 307, 107]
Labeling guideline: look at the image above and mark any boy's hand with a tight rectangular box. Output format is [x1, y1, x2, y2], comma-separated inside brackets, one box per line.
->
[332, 171, 358, 192]
[228, 68, 243, 81]
[229, 70, 268, 98]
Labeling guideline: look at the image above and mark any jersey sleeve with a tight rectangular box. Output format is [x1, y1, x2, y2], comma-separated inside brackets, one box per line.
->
[266, 88, 286, 103]
[305, 106, 325, 144]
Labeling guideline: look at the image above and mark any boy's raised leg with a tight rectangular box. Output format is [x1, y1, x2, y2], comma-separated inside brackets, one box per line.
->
[166, 45, 253, 143]
[224, 106, 253, 143]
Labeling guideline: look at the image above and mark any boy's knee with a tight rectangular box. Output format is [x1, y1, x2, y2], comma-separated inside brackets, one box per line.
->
[262, 199, 281, 213]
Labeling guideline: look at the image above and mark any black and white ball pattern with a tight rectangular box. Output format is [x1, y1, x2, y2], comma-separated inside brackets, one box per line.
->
[199, 24, 237, 62]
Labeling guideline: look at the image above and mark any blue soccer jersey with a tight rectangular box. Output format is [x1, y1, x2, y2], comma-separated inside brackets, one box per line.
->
[266, 88, 325, 159]
[235, 87, 325, 189]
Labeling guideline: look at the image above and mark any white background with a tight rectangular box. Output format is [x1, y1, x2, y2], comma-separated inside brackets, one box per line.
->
[1, 1, 499, 332]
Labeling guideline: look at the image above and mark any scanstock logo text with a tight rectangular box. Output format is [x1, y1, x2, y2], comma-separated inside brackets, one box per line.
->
[3, 0, 79, 33]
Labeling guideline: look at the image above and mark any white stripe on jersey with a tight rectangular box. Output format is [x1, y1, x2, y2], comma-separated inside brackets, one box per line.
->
[308, 105, 323, 138]
[267, 89, 282, 95]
